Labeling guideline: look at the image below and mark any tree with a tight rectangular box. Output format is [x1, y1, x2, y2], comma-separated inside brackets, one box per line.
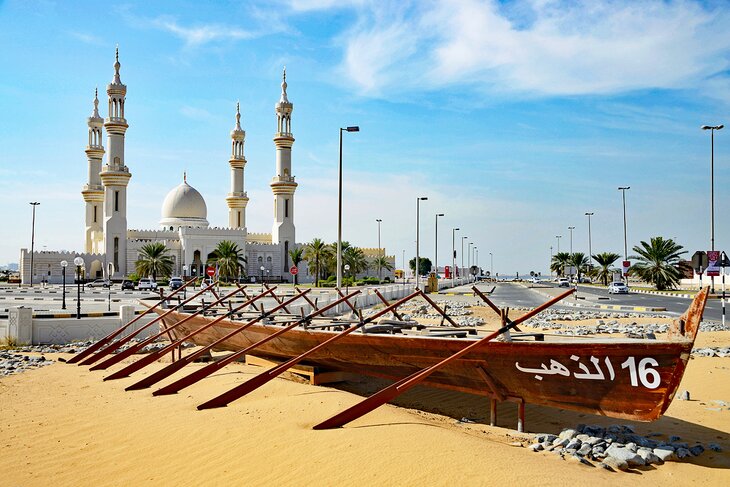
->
[207, 240, 246, 282]
[288, 246, 304, 285]
[373, 255, 393, 280]
[569, 252, 590, 281]
[550, 252, 571, 277]
[629, 237, 687, 290]
[409, 257, 433, 276]
[135, 242, 174, 281]
[592, 252, 620, 285]
[343, 246, 368, 277]
[303, 238, 332, 287]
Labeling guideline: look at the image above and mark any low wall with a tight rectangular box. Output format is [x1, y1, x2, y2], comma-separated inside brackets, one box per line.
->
[1, 305, 158, 345]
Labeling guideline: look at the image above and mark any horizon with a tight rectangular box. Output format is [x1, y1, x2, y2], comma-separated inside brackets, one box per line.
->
[1, 1, 729, 276]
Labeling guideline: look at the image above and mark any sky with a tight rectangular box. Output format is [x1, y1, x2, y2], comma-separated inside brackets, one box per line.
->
[1, 0, 729, 276]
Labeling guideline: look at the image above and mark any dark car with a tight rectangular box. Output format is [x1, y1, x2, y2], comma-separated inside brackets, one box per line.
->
[169, 277, 184, 290]
[121, 279, 135, 290]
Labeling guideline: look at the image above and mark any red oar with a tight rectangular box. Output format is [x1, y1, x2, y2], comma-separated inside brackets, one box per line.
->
[313, 287, 576, 429]
[196, 290, 422, 410]
[89, 285, 245, 371]
[127, 288, 315, 390]
[107, 287, 280, 382]
[153, 289, 361, 396]
[67, 278, 197, 364]
[78, 280, 218, 366]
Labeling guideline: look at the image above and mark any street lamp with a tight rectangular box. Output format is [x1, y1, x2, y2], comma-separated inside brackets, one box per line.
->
[618, 186, 630, 282]
[434, 213, 444, 278]
[260, 265, 265, 289]
[375, 218, 382, 280]
[461, 236, 468, 276]
[468, 242, 472, 270]
[29, 202, 40, 286]
[344, 264, 351, 293]
[489, 252, 493, 276]
[74, 256, 84, 319]
[474, 248, 478, 277]
[415, 197, 428, 290]
[337, 125, 360, 290]
[60, 260, 68, 309]
[585, 212, 594, 272]
[555, 235, 562, 253]
[452, 227, 459, 287]
[702, 124, 723, 293]
[182, 265, 188, 299]
[550, 246, 553, 278]
[568, 226, 575, 277]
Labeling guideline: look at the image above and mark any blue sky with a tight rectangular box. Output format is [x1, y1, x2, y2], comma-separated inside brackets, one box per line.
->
[1, 0, 729, 275]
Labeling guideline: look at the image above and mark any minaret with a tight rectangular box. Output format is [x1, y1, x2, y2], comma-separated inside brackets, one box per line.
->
[82, 88, 105, 254]
[271, 68, 297, 273]
[226, 102, 249, 229]
[100, 47, 131, 279]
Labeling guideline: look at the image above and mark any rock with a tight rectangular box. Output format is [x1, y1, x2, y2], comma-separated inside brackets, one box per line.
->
[567, 454, 593, 467]
[559, 428, 578, 440]
[675, 448, 691, 459]
[689, 444, 705, 456]
[669, 435, 682, 442]
[601, 456, 629, 471]
[577, 443, 592, 456]
[678, 390, 690, 401]
[637, 449, 662, 465]
[552, 437, 570, 448]
[529, 443, 544, 452]
[709, 443, 723, 452]
[653, 447, 676, 462]
[605, 444, 645, 467]
[565, 439, 582, 451]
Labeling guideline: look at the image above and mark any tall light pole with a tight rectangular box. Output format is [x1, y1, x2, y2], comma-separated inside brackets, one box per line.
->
[461, 236, 468, 276]
[468, 242, 472, 269]
[555, 235, 562, 253]
[451, 228, 459, 286]
[74, 256, 84, 319]
[60, 260, 68, 309]
[618, 186, 630, 283]
[550, 246, 553, 278]
[568, 226, 575, 278]
[474, 248, 478, 276]
[402, 249, 406, 283]
[434, 213, 444, 277]
[375, 218, 382, 280]
[489, 252, 493, 276]
[585, 212, 594, 272]
[29, 202, 40, 286]
[336, 125, 359, 289]
[702, 124, 723, 293]
[415, 197, 428, 290]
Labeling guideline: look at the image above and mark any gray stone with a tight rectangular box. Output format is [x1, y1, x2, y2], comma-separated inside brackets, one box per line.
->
[577, 443, 592, 456]
[559, 428, 578, 440]
[637, 449, 662, 465]
[653, 448, 676, 462]
[678, 390, 690, 401]
[676, 448, 691, 459]
[689, 444, 705, 456]
[529, 443, 544, 452]
[709, 443, 723, 452]
[601, 456, 629, 471]
[605, 444, 645, 467]
[565, 439, 582, 451]
[552, 437, 570, 447]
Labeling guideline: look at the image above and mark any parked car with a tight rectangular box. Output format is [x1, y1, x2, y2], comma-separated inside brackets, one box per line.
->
[86, 279, 111, 288]
[558, 277, 570, 287]
[169, 277, 184, 290]
[121, 279, 135, 290]
[608, 282, 629, 294]
[137, 278, 158, 291]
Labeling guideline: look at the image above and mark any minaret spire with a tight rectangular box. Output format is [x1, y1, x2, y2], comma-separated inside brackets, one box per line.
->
[226, 102, 249, 230]
[112, 45, 122, 85]
[280, 66, 289, 103]
[82, 88, 105, 254]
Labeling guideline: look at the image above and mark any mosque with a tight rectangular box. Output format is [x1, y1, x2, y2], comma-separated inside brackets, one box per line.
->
[19, 50, 300, 284]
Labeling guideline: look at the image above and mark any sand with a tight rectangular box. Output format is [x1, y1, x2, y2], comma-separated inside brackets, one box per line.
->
[1, 314, 729, 486]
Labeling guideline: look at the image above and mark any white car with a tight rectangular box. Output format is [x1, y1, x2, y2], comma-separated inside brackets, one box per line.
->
[137, 278, 158, 291]
[558, 278, 570, 287]
[86, 279, 111, 288]
[608, 282, 629, 294]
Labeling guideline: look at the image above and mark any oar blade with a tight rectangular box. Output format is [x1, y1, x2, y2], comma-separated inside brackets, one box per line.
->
[197, 371, 275, 410]
[126, 358, 190, 391]
[313, 386, 402, 430]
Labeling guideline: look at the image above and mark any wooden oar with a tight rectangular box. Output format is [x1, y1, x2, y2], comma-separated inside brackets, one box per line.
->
[106, 287, 280, 382]
[78, 280, 219, 366]
[472, 287, 521, 332]
[89, 285, 246, 371]
[126, 288, 313, 390]
[151, 290, 361, 396]
[418, 291, 459, 328]
[67, 278, 197, 364]
[196, 290, 422, 410]
[372, 289, 404, 321]
[79, 280, 217, 366]
[313, 287, 576, 429]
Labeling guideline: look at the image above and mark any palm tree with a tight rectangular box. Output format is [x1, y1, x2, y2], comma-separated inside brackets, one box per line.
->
[629, 237, 687, 290]
[135, 242, 174, 281]
[570, 252, 590, 281]
[373, 255, 394, 280]
[303, 238, 331, 287]
[343, 246, 369, 278]
[289, 246, 304, 285]
[208, 240, 246, 282]
[592, 252, 620, 285]
[550, 252, 571, 277]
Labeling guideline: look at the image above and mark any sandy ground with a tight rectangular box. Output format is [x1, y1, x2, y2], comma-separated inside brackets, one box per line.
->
[1, 307, 729, 486]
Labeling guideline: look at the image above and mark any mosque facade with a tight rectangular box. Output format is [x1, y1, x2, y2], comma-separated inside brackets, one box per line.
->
[19, 50, 299, 284]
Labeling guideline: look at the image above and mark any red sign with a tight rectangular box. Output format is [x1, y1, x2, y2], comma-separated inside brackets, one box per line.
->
[290, 266, 298, 275]
[622, 260, 630, 277]
[206, 267, 216, 277]
[444, 266, 451, 279]
[707, 251, 721, 277]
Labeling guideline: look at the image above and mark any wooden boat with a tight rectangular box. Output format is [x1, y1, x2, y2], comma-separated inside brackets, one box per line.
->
[152, 287, 708, 422]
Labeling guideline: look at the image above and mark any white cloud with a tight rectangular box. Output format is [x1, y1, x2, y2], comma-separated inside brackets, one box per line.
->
[150, 17, 256, 47]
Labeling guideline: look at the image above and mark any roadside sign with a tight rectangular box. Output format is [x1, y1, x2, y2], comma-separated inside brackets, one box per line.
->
[290, 266, 298, 275]
[707, 250, 721, 277]
[622, 260, 630, 277]
[444, 266, 451, 279]
[206, 267, 216, 277]
[720, 251, 730, 268]
[692, 251, 708, 274]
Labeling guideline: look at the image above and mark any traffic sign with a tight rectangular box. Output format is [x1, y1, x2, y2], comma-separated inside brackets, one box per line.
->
[707, 250, 721, 277]
[206, 267, 216, 277]
[692, 251, 708, 274]
[622, 260, 631, 277]
[290, 266, 298, 275]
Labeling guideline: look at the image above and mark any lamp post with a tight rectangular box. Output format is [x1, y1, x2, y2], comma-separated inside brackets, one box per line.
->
[474, 248, 478, 277]
[29, 202, 40, 286]
[434, 213, 444, 278]
[550, 246, 553, 278]
[182, 265, 188, 299]
[344, 264, 350, 293]
[60, 260, 67, 309]
[568, 226, 575, 278]
[468, 242, 472, 270]
[74, 256, 84, 319]
[260, 265, 265, 290]
[461, 236, 468, 276]
[489, 252, 493, 276]
[585, 212, 594, 273]
[702, 124, 723, 293]
[375, 218, 382, 280]
[337, 125, 360, 290]
[402, 249, 406, 283]
[452, 227, 459, 287]
[555, 235, 562, 253]
[618, 186, 630, 282]
[415, 197, 428, 290]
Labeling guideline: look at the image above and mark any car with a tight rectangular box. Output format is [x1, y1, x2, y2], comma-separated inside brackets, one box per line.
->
[530, 277, 540, 284]
[137, 278, 158, 291]
[86, 279, 111, 288]
[558, 278, 570, 287]
[608, 282, 629, 294]
[121, 279, 135, 290]
[169, 277, 184, 290]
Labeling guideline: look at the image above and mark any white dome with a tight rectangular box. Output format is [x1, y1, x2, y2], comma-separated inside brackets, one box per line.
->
[160, 181, 209, 228]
